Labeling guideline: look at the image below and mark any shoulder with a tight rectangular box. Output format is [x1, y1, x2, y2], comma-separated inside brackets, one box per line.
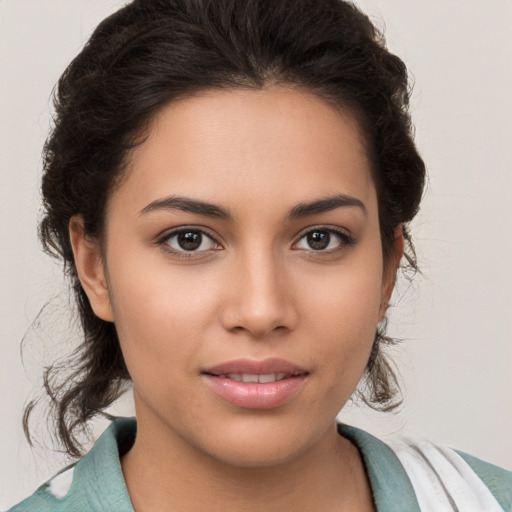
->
[6, 418, 136, 512]
[338, 424, 511, 512]
[388, 434, 512, 512]
[456, 450, 512, 511]
[7, 465, 75, 512]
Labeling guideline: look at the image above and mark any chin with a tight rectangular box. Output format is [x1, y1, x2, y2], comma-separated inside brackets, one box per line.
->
[208, 440, 308, 469]
[191, 414, 330, 469]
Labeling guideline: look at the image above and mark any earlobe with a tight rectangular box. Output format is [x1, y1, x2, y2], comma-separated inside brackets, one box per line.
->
[69, 216, 114, 322]
[379, 225, 405, 319]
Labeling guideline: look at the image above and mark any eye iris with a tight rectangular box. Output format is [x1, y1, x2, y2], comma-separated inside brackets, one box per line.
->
[307, 231, 330, 250]
[177, 231, 202, 251]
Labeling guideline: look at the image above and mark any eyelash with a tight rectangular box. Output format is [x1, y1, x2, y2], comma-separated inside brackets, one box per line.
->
[292, 226, 355, 254]
[156, 226, 355, 258]
[157, 227, 221, 259]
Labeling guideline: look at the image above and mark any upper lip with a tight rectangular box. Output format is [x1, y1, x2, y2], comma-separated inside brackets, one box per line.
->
[203, 358, 308, 377]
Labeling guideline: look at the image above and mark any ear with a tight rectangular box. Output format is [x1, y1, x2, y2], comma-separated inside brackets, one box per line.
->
[379, 225, 405, 319]
[69, 216, 114, 322]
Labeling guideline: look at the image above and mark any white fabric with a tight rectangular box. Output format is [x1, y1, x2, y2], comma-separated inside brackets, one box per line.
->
[388, 436, 503, 512]
[48, 467, 75, 500]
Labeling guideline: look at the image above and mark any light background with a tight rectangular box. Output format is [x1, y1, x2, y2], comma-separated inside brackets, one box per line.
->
[1, 0, 511, 508]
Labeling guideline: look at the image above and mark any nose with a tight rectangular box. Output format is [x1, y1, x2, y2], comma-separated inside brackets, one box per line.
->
[220, 249, 298, 338]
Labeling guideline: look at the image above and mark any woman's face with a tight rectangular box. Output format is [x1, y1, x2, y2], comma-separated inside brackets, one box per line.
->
[75, 87, 400, 467]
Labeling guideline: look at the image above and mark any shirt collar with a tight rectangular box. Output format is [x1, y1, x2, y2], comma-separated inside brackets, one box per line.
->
[68, 417, 136, 511]
[68, 418, 420, 512]
[338, 423, 421, 512]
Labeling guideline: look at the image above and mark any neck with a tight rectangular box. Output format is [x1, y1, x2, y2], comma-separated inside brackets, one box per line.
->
[121, 416, 374, 512]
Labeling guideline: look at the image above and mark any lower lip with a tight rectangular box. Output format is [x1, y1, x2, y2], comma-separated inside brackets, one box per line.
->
[203, 375, 307, 409]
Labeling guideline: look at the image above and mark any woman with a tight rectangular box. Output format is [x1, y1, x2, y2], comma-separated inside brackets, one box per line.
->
[5, 0, 511, 510]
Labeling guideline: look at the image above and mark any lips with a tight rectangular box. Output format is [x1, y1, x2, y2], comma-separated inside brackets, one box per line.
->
[221, 373, 290, 383]
[202, 358, 308, 409]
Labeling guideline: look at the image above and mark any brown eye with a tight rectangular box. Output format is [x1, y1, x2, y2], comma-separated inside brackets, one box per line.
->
[294, 228, 354, 252]
[163, 229, 219, 252]
[177, 231, 203, 251]
[306, 230, 331, 250]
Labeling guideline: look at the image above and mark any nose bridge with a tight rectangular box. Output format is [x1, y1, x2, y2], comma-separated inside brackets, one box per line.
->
[222, 241, 296, 337]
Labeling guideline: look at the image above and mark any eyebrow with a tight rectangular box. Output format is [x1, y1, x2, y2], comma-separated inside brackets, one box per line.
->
[138, 193, 366, 220]
[288, 194, 367, 219]
[138, 196, 232, 218]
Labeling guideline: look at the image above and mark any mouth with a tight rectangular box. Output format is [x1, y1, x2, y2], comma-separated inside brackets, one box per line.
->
[202, 359, 309, 409]
[213, 372, 301, 383]
[204, 357, 308, 377]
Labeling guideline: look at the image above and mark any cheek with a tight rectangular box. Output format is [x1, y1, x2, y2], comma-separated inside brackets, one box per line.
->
[300, 258, 384, 377]
[302, 259, 383, 336]
[105, 255, 219, 376]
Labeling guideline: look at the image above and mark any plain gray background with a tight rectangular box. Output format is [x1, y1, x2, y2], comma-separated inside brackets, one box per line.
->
[1, 0, 511, 508]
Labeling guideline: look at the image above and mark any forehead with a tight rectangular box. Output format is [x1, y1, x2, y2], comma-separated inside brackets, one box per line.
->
[113, 87, 376, 218]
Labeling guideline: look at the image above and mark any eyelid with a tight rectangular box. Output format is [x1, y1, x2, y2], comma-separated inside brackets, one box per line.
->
[154, 224, 354, 257]
[156, 226, 223, 255]
[292, 225, 355, 251]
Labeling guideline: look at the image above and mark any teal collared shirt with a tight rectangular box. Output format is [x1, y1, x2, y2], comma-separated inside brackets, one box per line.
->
[8, 417, 512, 511]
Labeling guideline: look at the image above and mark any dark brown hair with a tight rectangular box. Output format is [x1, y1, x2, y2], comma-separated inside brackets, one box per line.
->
[25, 0, 426, 456]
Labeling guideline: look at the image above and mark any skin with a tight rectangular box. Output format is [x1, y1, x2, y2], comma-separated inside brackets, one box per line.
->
[70, 87, 403, 512]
